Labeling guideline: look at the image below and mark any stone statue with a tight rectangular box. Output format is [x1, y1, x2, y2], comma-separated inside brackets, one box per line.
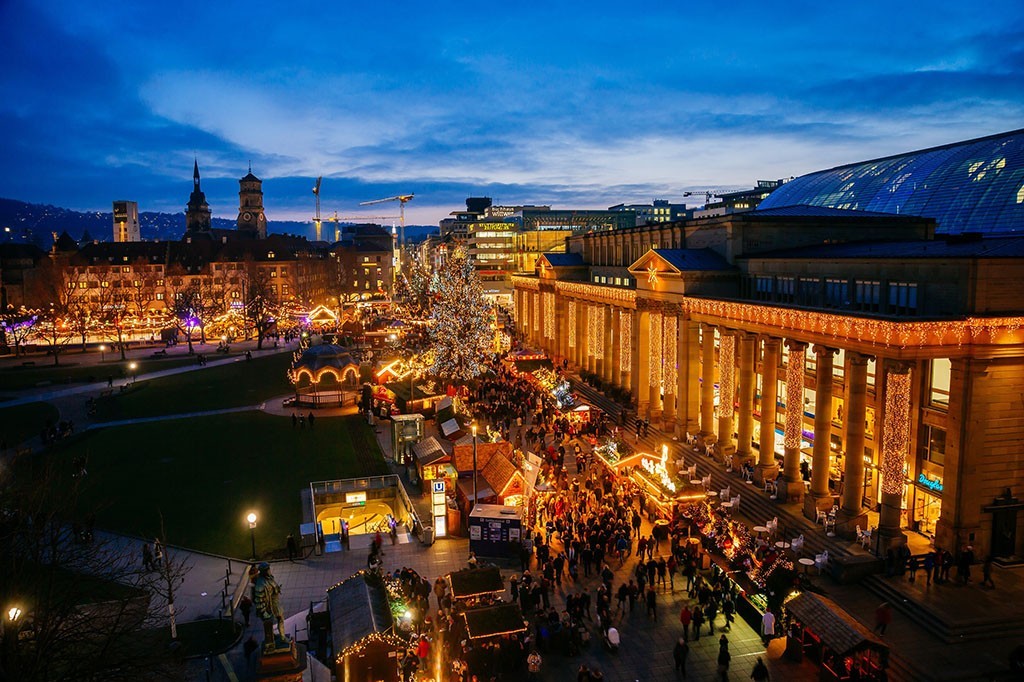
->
[252, 562, 287, 652]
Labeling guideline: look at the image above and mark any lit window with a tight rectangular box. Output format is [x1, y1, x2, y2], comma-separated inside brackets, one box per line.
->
[929, 358, 951, 408]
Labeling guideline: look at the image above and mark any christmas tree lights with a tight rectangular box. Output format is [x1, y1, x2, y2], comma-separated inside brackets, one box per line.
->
[428, 247, 492, 382]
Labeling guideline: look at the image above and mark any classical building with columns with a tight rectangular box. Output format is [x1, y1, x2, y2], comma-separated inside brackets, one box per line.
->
[512, 129, 1024, 562]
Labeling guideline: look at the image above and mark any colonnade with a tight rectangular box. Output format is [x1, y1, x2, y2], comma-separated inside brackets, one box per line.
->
[513, 286, 912, 545]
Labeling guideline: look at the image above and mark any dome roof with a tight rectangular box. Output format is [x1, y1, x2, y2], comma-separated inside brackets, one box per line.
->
[759, 129, 1024, 234]
[291, 344, 358, 374]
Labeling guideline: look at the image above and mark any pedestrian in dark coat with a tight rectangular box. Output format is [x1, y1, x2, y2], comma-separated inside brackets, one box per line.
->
[673, 636, 689, 677]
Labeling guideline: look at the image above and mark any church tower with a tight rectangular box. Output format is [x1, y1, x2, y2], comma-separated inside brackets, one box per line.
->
[185, 160, 212, 234]
[237, 164, 267, 239]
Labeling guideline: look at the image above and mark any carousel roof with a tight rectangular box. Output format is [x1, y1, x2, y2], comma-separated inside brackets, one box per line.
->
[292, 343, 359, 374]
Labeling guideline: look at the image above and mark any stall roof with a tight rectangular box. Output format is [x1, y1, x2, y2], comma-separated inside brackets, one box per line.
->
[448, 567, 505, 600]
[441, 418, 463, 439]
[785, 592, 888, 657]
[514, 358, 554, 373]
[456, 477, 495, 502]
[327, 573, 393, 656]
[481, 451, 524, 497]
[412, 436, 449, 466]
[453, 441, 513, 474]
[462, 602, 528, 640]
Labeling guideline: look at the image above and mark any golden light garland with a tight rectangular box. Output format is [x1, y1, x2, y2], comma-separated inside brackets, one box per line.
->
[648, 312, 663, 386]
[880, 366, 912, 496]
[663, 314, 678, 389]
[620, 311, 632, 372]
[543, 292, 554, 340]
[510, 275, 540, 291]
[587, 304, 597, 359]
[532, 292, 540, 332]
[784, 341, 806, 450]
[568, 300, 576, 349]
[593, 305, 604, 358]
[554, 280, 637, 305]
[716, 332, 735, 419]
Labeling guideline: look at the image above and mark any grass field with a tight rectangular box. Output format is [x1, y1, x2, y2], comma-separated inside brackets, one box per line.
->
[0, 401, 61, 446]
[43, 412, 389, 558]
[0, 355, 201, 391]
[94, 352, 293, 421]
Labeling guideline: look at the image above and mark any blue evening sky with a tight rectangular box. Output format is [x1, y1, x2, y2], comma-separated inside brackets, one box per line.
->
[2, 1, 1023, 228]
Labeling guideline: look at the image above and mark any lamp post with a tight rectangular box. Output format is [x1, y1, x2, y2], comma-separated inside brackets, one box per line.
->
[5, 605, 22, 675]
[129, 361, 138, 384]
[247, 512, 258, 559]
[99, 344, 106, 363]
[471, 424, 478, 511]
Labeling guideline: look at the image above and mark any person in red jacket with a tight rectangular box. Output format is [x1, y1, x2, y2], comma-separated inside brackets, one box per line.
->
[679, 604, 692, 641]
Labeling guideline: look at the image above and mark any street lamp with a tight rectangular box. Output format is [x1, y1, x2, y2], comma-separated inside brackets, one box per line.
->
[129, 361, 138, 384]
[471, 424, 478, 511]
[99, 344, 106, 363]
[247, 512, 258, 559]
[7, 606, 21, 623]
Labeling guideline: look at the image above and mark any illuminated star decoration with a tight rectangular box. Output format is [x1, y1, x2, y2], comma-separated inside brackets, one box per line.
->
[648, 266, 659, 284]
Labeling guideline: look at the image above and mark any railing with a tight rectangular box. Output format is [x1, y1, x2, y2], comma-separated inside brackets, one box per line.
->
[309, 474, 422, 535]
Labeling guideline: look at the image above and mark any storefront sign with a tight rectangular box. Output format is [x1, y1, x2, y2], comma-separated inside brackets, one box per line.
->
[917, 472, 943, 493]
[345, 492, 367, 504]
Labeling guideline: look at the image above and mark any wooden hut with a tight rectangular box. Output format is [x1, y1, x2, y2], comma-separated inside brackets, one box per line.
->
[328, 573, 405, 682]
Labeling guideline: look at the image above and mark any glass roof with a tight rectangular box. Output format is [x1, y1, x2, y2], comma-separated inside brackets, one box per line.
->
[759, 129, 1024, 234]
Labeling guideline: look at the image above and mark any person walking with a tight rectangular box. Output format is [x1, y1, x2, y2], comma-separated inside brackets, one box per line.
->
[287, 533, 298, 561]
[678, 604, 692, 641]
[874, 602, 892, 636]
[717, 635, 731, 682]
[673, 636, 689, 677]
[239, 595, 253, 626]
[308, 412, 316, 429]
[691, 605, 704, 641]
[750, 656, 770, 681]
[645, 585, 657, 620]
[908, 554, 919, 582]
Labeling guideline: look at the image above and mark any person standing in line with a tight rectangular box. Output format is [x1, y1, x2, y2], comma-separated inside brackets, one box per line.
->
[673, 636, 689, 677]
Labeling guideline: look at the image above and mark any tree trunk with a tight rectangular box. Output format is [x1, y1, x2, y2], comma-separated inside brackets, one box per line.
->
[257, 331, 264, 350]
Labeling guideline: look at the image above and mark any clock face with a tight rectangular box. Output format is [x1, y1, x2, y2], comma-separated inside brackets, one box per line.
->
[243, 212, 252, 222]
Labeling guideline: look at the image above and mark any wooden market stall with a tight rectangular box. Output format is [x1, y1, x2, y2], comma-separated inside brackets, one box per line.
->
[327, 573, 406, 682]
[411, 436, 457, 493]
[460, 603, 528, 641]
[783, 592, 890, 681]
[447, 567, 506, 605]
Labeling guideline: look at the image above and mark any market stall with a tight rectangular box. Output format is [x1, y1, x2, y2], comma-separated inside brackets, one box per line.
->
[467, 504, 524, 559]
[783, 592, 889, 681]
[327, 572, 406, 682]
[411, 436, 457, 493]
[447, 567, 506, 605]
[460, 603, 528, 641]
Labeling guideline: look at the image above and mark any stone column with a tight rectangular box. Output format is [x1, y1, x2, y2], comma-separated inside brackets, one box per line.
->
[716, 331, 736, 457]
[593, 304, 604, 378]
[735, 332, 756, 462]
[647, 311, 663, 420]
[700, 324, 717, 437]
[837, 351, 871, 536]
[804, 345, 838, 519]
[755, 337, 781, 485]
[609, 308, 621, 388]
[555, 296, 567, 364]
[635, 309, 651, 416]
[602, 305, 614, 384]
[877, 362, 911, 551]
[661, 314, 677, 428]
[678, 318, 701, 438]
[575, 301, 586, 369]
[777, 340, 806, 503]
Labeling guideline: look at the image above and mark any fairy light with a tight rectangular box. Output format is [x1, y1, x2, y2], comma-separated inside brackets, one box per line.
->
[716, 332, 735, 419]
[649, 312, 663, 386]
[620, 311, 632, 372]
[784, 341, 806, 449]
[880, 365, 912, 496]
[567, 300, 576, 349]
[593, 305, 604, 358]
[532, 293, 540, 332]
[543, 292, 554, 340]
[587, 305, 597, 359]
[663, 314, 678, 388]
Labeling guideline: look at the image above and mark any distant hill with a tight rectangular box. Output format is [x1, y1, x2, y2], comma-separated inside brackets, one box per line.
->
[0, 198, 437, 247]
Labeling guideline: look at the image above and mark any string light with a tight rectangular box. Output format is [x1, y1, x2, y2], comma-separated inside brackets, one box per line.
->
[663, 314, 678, 389]
[593, 305, 604, 359]
[716, 332, 735, 419]
[428, 246, 492, 381]
[620, 311, 632, 372]
[568, 300, 576, 349]
[649, 312, 663, 386]
[543, 292, 554, 340]
[532, 293, 540, 332]
[880, 365, 912, 496]
[784, 341, 806, 450]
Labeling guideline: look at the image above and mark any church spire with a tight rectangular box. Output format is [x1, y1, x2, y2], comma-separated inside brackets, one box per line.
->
[193, 158, 201, 189]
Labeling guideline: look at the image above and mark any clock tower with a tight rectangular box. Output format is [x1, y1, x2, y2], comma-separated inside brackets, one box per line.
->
[237, 164, 267, 239]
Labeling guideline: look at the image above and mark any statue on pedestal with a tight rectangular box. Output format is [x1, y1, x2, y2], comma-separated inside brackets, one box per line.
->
[252, 562, 288, 653]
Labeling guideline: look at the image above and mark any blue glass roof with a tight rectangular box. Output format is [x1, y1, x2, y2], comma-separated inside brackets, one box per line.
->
[759, 129, 1024, 234]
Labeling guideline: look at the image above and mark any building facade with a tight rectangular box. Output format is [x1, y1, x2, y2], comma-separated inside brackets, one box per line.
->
[112, 201, 140, 242]
[513, 130, 1024, 564]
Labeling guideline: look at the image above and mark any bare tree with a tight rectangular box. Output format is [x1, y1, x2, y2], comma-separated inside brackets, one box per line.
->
[29, 259, 82, 365]
[243, 262, 277, 350]
[0, 307, 39, 358]
[0, 464, 190, 681]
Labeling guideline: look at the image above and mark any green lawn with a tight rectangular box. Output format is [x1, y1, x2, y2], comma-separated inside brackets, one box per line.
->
[94, 352, 293, 421]
[44, 412, 389, 558]
[0, 355, 200, 391]
[0, 401, 61, 446]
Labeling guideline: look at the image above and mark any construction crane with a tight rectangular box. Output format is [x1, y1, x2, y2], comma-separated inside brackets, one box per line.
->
[359, 194, 414, 267]
[682, 190, 722, 206]
[312, 176, 323, 241]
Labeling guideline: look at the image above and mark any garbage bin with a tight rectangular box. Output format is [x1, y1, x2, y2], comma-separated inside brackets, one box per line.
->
[421, 525, 434, 546]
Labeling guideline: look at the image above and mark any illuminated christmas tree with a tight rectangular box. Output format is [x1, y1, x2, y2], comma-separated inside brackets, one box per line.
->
[429, 247, 491, 382]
